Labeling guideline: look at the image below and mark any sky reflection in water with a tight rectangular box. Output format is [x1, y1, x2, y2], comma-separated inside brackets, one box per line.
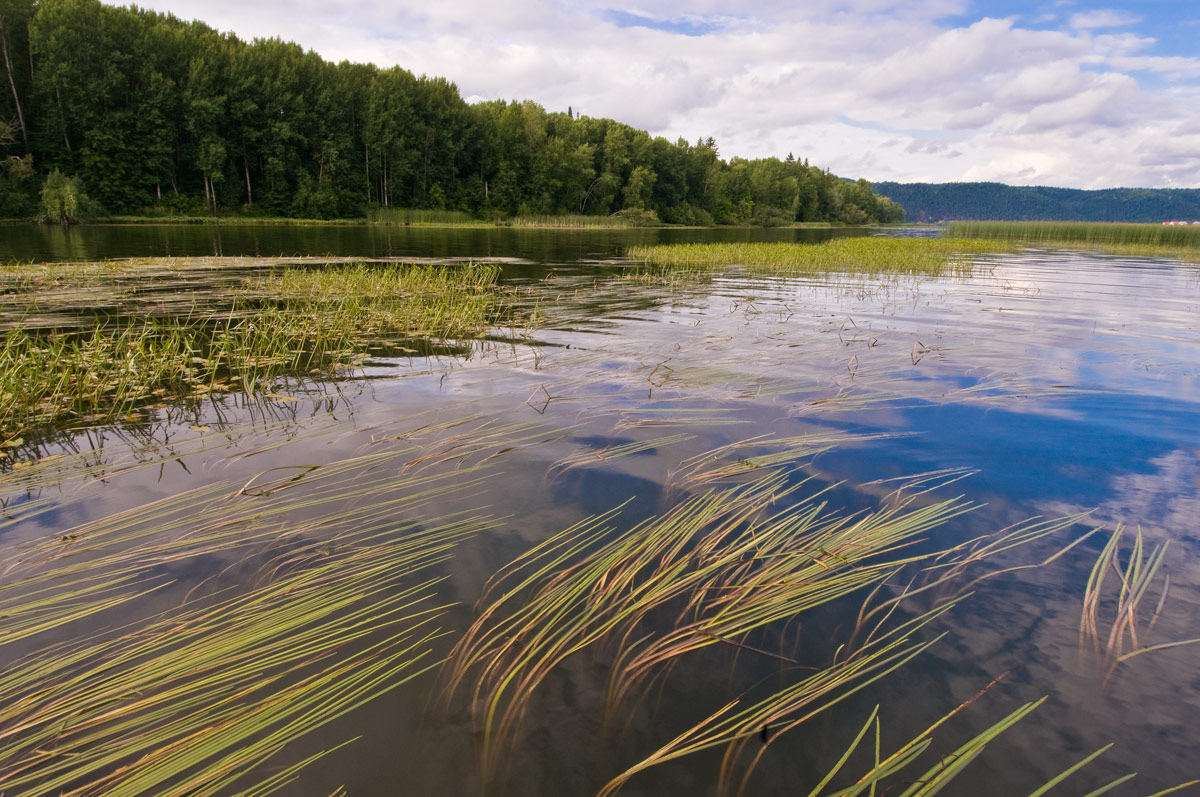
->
[2, 245, 1198, 795]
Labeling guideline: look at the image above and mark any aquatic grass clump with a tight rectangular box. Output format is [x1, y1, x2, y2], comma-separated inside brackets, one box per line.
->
[626, 238, 1010, 277]
[948, 221, 1200, 259]
[510, 213, 644, 228]
[0, 316, 355, 434]
[0, 262, 503, 434]
[367, 207, 481, 226]
[243, 262, 501, 341]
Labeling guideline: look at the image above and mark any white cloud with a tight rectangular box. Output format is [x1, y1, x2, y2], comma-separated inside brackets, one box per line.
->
[133, 0, 1200, 189]
[1069, 9, 1142, 29]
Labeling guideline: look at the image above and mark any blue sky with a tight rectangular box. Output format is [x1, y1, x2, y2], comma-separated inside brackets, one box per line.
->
[134, 0, 1200, 188]
[955, 1, 1196, 55]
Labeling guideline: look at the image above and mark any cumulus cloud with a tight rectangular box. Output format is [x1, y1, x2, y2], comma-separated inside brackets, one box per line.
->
[134, 0, 1200, 188]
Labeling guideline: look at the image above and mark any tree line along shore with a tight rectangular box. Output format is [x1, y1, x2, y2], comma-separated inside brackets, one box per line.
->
[0, 0, 903, 226]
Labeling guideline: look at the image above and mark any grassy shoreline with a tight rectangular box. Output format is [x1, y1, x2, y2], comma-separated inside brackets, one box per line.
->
[2, 215, 883, 231]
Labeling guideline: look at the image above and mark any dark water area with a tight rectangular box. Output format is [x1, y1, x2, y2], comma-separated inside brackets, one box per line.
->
[0, 222, 856, 264]
[1, 228, 1198, 795]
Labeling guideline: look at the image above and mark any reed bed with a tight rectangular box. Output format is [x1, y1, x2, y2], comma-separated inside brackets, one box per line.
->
[0, 262, 503, 434]
[948, 221, 1200, 248]
[948, 221, 1200, 261]
[510, 214, 641, 228]
[367, 208, 481, 226]
[242, 262, 499, 340]
[626, 238, 1010, 277]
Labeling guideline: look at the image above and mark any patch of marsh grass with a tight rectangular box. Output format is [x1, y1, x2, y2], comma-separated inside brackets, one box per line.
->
[367, 207, 481, 226]
[626, 238, 1010, 277]
[948, 221, 1200, 260]
[0, 262, 503, 434]
[511, 213, 647, 228]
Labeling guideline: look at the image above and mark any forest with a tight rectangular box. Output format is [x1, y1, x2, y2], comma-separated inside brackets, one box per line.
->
[874, 181, 1200, 224]
[0, 0, 904, 225]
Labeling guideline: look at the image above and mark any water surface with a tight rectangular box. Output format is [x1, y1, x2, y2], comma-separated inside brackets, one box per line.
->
[0, 222, 855, 264]
[2, 231, 1198, 795]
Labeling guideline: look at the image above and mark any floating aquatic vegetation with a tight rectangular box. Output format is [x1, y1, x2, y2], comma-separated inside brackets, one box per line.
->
[0, 408, 560, 793]
[671, 431, 906, 488]
[548, 432, 695, 476]
[0, 522, 476, 796]
[442, 442, 1098, 794]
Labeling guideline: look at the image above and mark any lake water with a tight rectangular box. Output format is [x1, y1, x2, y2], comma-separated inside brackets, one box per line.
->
[1, 226, 1197, 796]
[0, 222, 860, 264]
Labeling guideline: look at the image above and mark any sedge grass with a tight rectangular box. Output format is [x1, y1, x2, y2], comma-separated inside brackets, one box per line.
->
[948, 221, 1200, 248]
[510, 213, 643, 229]
[626, 238, 1011, 278]
[367, 207, 481, 226]
[0, 262, 503, 434]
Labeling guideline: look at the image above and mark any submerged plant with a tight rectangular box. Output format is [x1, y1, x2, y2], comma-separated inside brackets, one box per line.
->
[0, 533, 466, 796]
[1080, 525, 1200, 688]
[443, 441, 1090, 794]
[0, 409, 566, 794]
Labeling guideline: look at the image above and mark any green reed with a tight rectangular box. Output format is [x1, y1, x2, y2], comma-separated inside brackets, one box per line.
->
[510, 213, 641, 228]
[627, 238, 1010, 277]
[367, 207, 481, 225]
[948, 221, 1200, 254]
[0, 262, 502, 434]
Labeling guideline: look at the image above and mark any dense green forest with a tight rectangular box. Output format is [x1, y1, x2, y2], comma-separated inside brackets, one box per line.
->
[874, 182, 1200, 223]
[0, 0, 903, 225]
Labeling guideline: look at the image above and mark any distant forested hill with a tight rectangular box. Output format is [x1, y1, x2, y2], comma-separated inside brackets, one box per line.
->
[872, 182, 1200, 223]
